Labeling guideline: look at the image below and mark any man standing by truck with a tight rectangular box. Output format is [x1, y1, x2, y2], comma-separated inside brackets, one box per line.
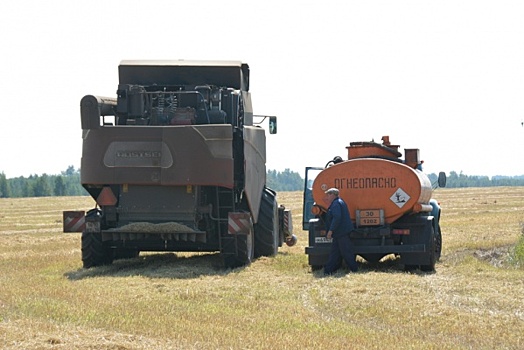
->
[323, 188, 359, 275]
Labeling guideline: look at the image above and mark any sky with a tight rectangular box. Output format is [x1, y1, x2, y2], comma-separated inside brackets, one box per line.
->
[1, 0, 523, 179]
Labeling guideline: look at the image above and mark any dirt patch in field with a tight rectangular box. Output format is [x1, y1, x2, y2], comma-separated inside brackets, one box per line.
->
[473, 245, 512, 267]
[441, 245, 516, 269]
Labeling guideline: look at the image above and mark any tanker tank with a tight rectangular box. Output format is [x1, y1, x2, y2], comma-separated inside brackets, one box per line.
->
[311, 158, 433, 225]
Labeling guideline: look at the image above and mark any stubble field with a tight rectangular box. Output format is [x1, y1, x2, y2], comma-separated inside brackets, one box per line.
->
[1, 187, 523, 349]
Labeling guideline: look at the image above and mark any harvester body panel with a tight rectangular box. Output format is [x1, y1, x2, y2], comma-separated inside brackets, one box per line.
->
[81, 125, 234, 187]
[243, 126, 266, 223]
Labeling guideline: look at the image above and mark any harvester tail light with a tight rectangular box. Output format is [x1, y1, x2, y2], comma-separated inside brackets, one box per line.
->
[392, 229, 410, 235]
[96, 186, 118, 206]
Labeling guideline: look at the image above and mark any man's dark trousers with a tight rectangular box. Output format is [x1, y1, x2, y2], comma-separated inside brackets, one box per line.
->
[324, 234, 358, 274]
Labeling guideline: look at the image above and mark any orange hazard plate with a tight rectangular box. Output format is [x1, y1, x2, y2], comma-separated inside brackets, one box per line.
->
[357, 209, 384, 226]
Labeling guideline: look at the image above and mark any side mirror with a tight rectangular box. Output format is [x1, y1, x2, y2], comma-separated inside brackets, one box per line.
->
[438, 172, 447, 188]
[269, 116, 277, 134]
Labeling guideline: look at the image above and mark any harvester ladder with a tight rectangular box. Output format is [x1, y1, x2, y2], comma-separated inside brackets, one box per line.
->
[216, 187, 235, 256]
[216, 187, 235, 233]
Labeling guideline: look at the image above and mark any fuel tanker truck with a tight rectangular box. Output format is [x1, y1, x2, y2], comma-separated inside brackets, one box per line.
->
[303, 136, 446, 271]
[67, 60, 296, 269]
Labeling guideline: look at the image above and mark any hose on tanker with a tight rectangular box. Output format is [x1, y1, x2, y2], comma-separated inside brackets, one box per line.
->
[325, 156, 343, 168]
[324, 155, 406, 168]
[354, 155, 404, 163]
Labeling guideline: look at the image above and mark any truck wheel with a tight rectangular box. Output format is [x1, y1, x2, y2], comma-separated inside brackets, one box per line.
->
[435, 223, 442, 262]
[81, 231, 114, 268]
[254, 188, 279, 258]
[421, 228, 437, 272]
[308, 254, 328, 269]
[404, 264, 418, 272]
[224, 231, 254, 268]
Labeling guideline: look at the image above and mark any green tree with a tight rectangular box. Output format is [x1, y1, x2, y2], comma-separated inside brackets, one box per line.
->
[62, 165, 77, 176]
[54, 176, 66, 196]
[33, 174, 52, 197]
[0, 172, 9, 198]
[23, 176, 35, 197]
[267, 169, 303, 191]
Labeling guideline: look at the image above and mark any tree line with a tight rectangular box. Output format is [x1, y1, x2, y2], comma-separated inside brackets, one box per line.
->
[428, 171, 524, 188]
[1, 167, 524, 199]
[0, 166, 86, 198]
[267, 169, 524, 191]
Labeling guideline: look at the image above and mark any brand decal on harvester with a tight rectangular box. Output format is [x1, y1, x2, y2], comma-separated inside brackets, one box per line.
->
[334, 177, 397, 189]
[116, 151, 162, 158]
[104, 141, 173, 168]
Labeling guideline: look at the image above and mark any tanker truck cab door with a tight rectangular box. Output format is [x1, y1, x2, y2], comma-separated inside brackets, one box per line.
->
[303, 167, 324, 231]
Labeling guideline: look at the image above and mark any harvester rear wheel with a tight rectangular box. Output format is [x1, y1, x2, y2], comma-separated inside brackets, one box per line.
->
[224, 231, 254, 268]
[81, 231, 114, 268]
[254, 187, 279, 258]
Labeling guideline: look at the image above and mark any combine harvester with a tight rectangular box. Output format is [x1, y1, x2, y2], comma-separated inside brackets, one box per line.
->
[65, 60, 296, 268]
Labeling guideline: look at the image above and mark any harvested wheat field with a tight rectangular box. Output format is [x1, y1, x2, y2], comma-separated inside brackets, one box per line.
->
[1, 187, 524, 349]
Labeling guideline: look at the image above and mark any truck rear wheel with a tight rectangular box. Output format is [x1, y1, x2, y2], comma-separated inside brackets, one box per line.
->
[420, 228, 437, 272]
[435, 223, 442, 262]
[254, 188, 279, 258]
[81, 231, 114, 268]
